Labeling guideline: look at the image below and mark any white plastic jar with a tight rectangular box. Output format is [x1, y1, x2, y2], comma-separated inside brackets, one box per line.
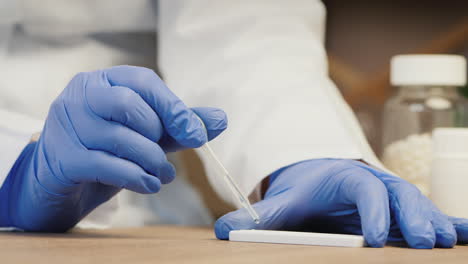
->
[432, 128, 468, 218]
[381, 55, 467, 195]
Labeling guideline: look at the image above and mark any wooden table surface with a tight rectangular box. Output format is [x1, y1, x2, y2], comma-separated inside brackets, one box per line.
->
[1, 226, 467, 264]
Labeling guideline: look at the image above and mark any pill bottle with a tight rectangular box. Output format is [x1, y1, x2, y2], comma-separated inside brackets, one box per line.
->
[432, 128, 468, 218]
[381, 54, 467, 195]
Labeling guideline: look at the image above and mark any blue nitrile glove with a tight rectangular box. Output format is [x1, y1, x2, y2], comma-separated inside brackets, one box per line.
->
[0, 65, 227, 232]
[215, 159, 468, 248]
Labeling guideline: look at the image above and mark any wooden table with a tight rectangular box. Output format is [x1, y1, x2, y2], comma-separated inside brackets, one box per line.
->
[1, 226, 467, 263]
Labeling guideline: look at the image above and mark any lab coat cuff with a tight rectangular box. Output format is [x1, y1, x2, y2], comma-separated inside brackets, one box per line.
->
[0, 109, 43, 188]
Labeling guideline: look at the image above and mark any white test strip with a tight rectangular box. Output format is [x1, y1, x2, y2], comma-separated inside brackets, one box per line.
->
[229, 230, 366, 248]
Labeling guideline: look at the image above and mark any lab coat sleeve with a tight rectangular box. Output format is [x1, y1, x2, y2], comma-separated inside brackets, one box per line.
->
[158, 0, 383, 207]
[0, 109, 43, 188]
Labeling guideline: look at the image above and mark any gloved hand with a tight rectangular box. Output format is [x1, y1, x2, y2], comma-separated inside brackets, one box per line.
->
[0, 66, 227, 232]
[215, 159, 468, 248]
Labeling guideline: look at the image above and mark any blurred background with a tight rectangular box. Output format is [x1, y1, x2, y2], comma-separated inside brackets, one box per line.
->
[323, 0, 468, 155]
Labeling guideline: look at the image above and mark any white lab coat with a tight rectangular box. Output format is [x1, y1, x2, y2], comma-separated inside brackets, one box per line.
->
[0, 0, 382, 229]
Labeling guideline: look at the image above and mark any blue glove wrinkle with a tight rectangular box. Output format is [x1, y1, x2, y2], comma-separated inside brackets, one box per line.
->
[384, 178, 439, 248]
[159, 107, 228, 152]
[166, 103, 207, 148]
[6, 143, 83, 231]
[191, 107, 228, 140]
[38, 146, 79, 193]
[105, 66, 207, 148]
[389, 184, 435, 249]
[333, 165, 390, 247]
[86, 81, 165, 143]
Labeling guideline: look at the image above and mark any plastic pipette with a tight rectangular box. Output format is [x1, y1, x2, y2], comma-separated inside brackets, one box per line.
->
[195, 116, 260, 224]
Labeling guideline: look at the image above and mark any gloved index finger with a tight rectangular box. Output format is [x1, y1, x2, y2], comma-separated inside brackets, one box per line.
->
[341, 167, 391, 247]
[449, 216, 468, 244]
[361, 164, 437, 249]
[104, 65, 207, 148]
[215, 194, 290, 240]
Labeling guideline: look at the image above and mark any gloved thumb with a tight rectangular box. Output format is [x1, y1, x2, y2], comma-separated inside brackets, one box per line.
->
[159, 107, 228, 152]
[214, 194, 291, 240]
[191, 107, 228, 140]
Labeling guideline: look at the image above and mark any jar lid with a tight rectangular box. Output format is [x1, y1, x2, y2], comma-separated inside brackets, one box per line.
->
[391, 54, 467, 86]
[433, 128, 468, 156]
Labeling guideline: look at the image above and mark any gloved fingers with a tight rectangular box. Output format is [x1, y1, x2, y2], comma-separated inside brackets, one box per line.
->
[104, 66, 207, 148]
[84, 121, 176, 184]
[449, 216, 468, 244]
[214, 194, 290, 240]
[191, 107, 228, 140]
[86, 84, 164, 142]
[388, 182, 436, 249]
[357, 165, 438, 249]
[159, 107, 228, 152]
[78, 150, 162, 194]
[430, 209, 457, 248]
[340, 168, 390, 247]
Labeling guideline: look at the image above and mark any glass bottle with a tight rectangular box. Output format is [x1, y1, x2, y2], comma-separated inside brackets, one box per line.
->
[381, 55, 467, 196]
